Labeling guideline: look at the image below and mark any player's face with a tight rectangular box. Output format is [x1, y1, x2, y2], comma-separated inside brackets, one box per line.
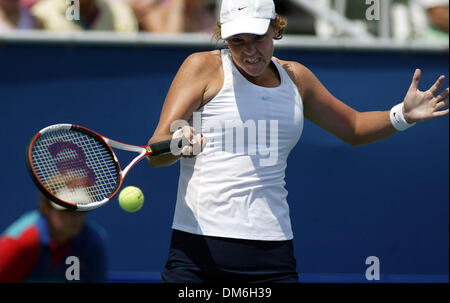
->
[227, 27, 276, 79]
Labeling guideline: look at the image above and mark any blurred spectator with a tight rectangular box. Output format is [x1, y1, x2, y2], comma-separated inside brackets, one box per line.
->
[392, 0, 448, 41]
[421, 0, 449, 32]
[31, 0, 138, 32]
[0, 193, 108, 282]
[129, 0, 216, 33]
[411, 0, 449, 39]
[315, 0, 376, 39]
[313, 0, 448, 41]
[0, 0, 42, 31]
[274, 0, 315, 35]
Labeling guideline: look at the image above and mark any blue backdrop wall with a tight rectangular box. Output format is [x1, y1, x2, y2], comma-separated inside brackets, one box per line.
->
[0, 42, 448, 282]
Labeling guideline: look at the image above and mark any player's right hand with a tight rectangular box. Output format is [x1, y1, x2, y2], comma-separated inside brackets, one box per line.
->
[173, 126, 206, 158]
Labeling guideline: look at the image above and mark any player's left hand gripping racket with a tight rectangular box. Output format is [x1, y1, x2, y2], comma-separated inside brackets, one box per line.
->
[26, 124, 174, 211]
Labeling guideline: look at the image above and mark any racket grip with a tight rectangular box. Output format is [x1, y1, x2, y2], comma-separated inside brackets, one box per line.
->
[149, 139, 182, 156]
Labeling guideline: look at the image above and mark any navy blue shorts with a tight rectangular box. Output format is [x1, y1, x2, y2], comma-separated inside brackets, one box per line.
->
[161, 229, 299, 283]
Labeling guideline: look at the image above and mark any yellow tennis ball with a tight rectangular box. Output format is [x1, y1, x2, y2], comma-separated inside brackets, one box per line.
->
[118, 186, 144, 213]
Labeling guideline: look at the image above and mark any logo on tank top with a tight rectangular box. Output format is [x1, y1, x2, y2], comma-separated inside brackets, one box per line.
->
[170, 112, 279, 167]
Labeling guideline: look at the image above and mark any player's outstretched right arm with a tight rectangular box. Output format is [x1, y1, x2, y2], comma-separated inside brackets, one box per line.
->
[147, 51, 221, 168]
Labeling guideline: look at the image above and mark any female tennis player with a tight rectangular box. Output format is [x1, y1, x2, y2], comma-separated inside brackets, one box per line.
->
[148, 0, 449, 283]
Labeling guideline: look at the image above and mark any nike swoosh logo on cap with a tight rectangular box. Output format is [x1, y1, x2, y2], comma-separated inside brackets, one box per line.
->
[238, 6, 248, 11]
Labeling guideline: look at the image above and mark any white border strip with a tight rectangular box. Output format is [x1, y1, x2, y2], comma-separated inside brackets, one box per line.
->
[0, 30, 448, 52]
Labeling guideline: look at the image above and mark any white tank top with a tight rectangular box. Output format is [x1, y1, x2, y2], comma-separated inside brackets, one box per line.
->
[172, 49, 304, 241]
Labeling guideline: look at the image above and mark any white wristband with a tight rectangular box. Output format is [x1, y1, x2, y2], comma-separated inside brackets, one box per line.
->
[390, 103, 416, 131]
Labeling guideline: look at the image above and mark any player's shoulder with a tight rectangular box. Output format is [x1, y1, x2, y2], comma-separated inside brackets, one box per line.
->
[1, 211, 40, 240]
[186, 50, 222, 62]
[274, 58, 312, 83]
[182, 50, 222, 75]
[0, 211, 41, 258]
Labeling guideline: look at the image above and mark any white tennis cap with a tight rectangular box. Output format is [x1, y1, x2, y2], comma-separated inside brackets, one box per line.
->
[220, 0, 276, 39]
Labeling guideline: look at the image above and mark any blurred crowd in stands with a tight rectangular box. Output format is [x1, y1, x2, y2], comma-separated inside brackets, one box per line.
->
[0, 0, 448, 41]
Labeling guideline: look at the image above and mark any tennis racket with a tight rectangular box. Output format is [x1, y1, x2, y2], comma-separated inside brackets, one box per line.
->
[26, 124, 177, 211]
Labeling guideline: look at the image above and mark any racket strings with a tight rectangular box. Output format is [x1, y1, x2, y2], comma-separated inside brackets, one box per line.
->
[32, 129, 119, 205]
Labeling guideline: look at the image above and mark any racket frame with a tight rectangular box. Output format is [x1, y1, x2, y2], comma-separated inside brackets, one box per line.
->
[26, 124, 165, 211]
